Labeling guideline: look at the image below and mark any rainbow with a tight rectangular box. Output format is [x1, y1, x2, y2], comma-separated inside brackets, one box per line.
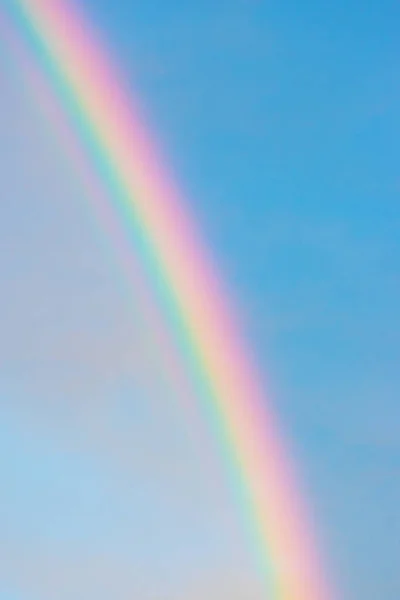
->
[3, 1, 333, 597]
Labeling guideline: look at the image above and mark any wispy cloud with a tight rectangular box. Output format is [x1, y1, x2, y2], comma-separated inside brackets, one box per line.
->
[0, 544, 264, 600]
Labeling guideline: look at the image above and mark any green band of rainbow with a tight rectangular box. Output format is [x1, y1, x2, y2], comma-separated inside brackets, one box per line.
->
[4, 1, 334, 597]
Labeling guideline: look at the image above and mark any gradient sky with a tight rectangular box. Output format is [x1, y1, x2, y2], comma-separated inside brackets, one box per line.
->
[1, 1, 400, 599]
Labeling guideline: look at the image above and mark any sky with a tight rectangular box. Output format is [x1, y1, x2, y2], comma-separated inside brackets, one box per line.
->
[0, 1, 399, 599]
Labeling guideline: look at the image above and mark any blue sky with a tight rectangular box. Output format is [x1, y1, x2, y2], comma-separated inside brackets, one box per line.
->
[1, 1, 399, 598]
